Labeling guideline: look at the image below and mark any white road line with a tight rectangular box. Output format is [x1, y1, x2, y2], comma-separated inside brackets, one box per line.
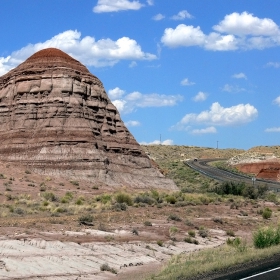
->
[240, 266, 280, 279]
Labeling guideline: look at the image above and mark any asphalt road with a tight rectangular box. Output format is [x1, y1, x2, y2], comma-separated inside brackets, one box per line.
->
[186, 159, 280, 191]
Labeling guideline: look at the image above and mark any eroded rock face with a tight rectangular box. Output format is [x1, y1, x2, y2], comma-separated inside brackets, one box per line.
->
[0, 48, 177, 189]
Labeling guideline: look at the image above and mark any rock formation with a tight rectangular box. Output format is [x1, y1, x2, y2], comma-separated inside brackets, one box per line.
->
[0, 48, 177, 189]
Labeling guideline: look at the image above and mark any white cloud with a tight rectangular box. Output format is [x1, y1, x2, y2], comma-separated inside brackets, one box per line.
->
[161, 12, 280, 51]
[213, 12, 279, 36]
[152, 13, 165, 21]
[140, 139, 174, 145]
[180, 78, 195, 86]
[191, 126, 217, 134]
[161, 25, 205, 48]
[221, 84, 246, 93]
[108, 87, 125, 99]
[232, 72, 247, 79]
[109, 87, 183, 114]
[273, 96, 280, 106]
[0, 30, 157, 75]
[193, 91, 207, 102]
[129, 61, 137, 68]
[265, 127, 280, 132]
[266, 62, 280, 68]
[147, 0, 154, 6]
[174, 102, 258, 128]
[125, 120, 141, 127]
[93, 0, 144, 13]
[171, 10, 193, 20]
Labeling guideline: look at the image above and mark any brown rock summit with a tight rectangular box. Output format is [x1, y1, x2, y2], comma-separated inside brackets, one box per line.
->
[0, 48, 177, 189]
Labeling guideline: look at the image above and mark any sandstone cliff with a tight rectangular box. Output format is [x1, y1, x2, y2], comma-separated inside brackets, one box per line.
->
[0, 48, 177, 190]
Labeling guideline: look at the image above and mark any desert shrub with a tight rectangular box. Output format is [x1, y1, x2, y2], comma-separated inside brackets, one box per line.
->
[70, 180, 79, 186]
[226, 229, 235, 237]
[188, 230, 196, 237]
[14, 207, 25, 215]
[132, 228, 139, 235]
[198, 226, 208, 238]
[25, 170, 31, 174]
[144, 220, 152, 226]
[254, 226, 280, 248]
[213, 217, 223, 224]
[168, 214, 182, 222]
[227, 237, 247, 252]
[262, 207, 272, 219]
[55, 207, 67, 213]
[0, 174, 5, 179]
[100, 263, 117, 274]
[184, 236, 193, 243]
[115, 193, 133, 206]
[112, 202, 127, 211]
[134, 194, 155, 205]
[96, 194, 112, 204]
[213, 181, 268, 199]
[75, 198, 84, 205]
[42, 192, 58, 202]
[78, 214, 94, 225]
[169, 226, 178, 235]
[165, 195, 177, 204]
[157, 240, 163, 247]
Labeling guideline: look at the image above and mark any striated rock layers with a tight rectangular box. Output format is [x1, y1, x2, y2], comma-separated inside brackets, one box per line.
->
[0, 48, 177, 189]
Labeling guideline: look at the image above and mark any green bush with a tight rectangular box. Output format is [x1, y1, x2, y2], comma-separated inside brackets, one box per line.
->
[42, 192, 58, 202]
[112, 202, 127, 211]
[115, 193, 133, 206]
[262, 207, 272, 219]
[144, 221, 152, 226]
[79, 214, 94, 225]
[165, 195, 177, 204]
[134, 195, 155, 205]
[188, 230, 196, 237]
[253, 226, 280, 248]
[168, 214, 182, 222]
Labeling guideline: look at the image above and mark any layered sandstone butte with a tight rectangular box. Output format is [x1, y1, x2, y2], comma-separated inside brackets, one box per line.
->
[0, 48, 177, 189]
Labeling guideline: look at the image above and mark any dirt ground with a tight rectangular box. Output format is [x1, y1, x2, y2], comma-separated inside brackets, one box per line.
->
[0, 161, 278, 279]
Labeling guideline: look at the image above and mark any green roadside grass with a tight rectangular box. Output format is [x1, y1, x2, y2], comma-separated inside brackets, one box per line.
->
[147, 242, 280, 280]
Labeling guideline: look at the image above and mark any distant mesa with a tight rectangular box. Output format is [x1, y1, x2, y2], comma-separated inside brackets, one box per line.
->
[0, 48, 177, 190]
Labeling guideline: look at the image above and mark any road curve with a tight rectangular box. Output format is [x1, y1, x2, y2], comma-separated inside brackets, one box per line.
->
[185, 159, 280, 191]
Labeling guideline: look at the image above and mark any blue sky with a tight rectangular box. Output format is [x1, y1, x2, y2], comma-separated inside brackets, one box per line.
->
[1, 1, 280, 149]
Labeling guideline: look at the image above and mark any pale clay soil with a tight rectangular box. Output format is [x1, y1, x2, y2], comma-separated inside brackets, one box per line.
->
[0, 161, 278, 279]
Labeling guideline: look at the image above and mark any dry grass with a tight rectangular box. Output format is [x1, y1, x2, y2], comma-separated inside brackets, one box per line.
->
[149, 243, 280, 280]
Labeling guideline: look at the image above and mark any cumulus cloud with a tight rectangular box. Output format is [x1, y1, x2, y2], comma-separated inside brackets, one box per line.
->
[180, 78, 195, 86]
[125, 120, 141, 127]
[221, 84, 246, 93]
[273, 96, 280, 106]
[266, 62, 280, 68]
[171, 10, 193, 20]
[213, 12, 279, 36]
[193, 91, 207, 102]
[129, 61, 137, 68]
[0, 30, 157, 75]
[109, 87, 183, 114]
[161, 12, 280, 51]
[174, 102, 258, 129]
[232, 72, 247, 79]
[152, 13, 165, 21]
[93, 0, 144, 13]
[265, 127, 280, 132]
[140, 139, 174, 145]
[147, 0, 154, 5]
[108, 87, 125, 99]
[191, 126, 217, 134]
